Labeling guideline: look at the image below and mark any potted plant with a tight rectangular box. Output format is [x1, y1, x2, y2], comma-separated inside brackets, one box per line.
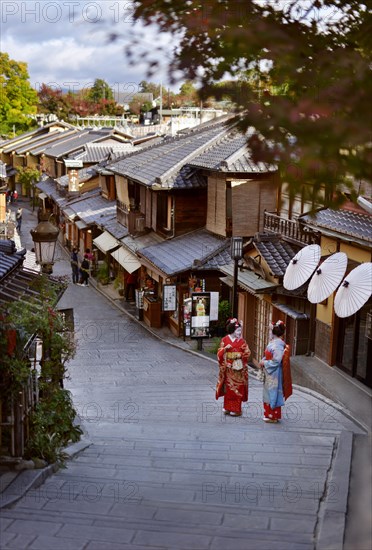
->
[96, 261, 109, 285]
[113, 272, 125, 296]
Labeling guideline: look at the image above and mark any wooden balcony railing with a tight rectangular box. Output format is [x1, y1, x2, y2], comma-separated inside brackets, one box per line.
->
[264, 212, 316, 245]
[117, 201, 145, 234]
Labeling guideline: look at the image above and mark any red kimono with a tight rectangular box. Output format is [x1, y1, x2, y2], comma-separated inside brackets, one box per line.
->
[216, 335, 251, 415]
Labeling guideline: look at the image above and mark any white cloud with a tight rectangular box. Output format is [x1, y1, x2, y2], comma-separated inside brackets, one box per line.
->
[1, 0, 175, 91]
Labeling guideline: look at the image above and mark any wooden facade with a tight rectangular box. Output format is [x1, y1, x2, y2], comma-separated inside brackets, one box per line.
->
[207, 173, 278, 238]
[174, 189, 207, 236]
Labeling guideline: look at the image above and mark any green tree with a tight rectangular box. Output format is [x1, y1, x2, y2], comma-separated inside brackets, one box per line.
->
[179, 80, 198, 105]
[127, 1, 371, 206]
[17, 167, 41, 203]
[88, 78, 114, 102]
[0, 53, 38, 136]
[0, 275, 81, 463]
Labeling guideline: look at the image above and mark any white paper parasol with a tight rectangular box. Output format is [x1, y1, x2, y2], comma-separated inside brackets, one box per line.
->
[283, 244, 321, 290]
[307, 252, 348, 303]
[334, 262, 372, 318]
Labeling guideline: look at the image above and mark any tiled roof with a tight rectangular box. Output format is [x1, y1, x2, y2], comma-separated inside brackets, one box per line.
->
[1, 128, 43, 152]
[100, 217, 128, 239]
[29, 130, 78, 155]
[188, 131, 276, 173]
[0, 259, 65, 314]
[56, 166, 99, 188]
[0, 240, 17, 255]
[121, 232, 164, 254]
[219, 262, 278, 294]
[253, 235, 296, 277]
[14, 130, 77, 155]
[172, 166, 207, 189]
[68, 143, 135, 164]
[65, 193, 116, 226]
[36, 177, 66, 206]
[0, 250, 22, 279]
[138, 229, 229, 276]
[201, 247, 232, 269]
[301, 208, 372, 243]
[108, 123, 230, 188]
[0, 122, 75, 153]
[43, 130, 107, 158]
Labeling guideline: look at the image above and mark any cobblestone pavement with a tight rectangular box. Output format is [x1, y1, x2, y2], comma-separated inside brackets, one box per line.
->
[0, 202, 368, 549]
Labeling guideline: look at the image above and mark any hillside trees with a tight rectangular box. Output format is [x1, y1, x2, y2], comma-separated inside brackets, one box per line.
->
[0, 53, 38, 136]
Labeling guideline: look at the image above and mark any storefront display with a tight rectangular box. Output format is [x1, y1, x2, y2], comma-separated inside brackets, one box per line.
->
[190, 292, 211, 338]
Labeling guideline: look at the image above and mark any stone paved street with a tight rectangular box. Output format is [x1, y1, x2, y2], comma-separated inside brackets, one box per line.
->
[0, 203, 369, 549]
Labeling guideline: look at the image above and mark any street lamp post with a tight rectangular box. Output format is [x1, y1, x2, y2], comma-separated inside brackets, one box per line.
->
[30, 217, 59, 274]
[231, 237, 243, 318]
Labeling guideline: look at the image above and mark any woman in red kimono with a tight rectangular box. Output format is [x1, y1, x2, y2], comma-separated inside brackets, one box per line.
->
[216, 318, 251, 416]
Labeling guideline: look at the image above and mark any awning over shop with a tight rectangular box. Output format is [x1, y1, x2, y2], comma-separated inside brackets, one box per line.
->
[219, 264, 278, 295]
[272, 302, 309, 320]
[93, 231, 120, 253]
[63, 207, 78, 221]
[111, 246, 141, 274]
[75, 219, 88, 230]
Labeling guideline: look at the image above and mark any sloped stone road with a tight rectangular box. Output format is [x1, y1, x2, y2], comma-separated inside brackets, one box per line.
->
[0, 281, 363, 550]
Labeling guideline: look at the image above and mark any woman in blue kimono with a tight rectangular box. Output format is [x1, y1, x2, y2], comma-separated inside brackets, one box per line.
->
[259, 320, 292, 423]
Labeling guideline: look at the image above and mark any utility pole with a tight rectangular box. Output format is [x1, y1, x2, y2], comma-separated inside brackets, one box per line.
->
[159, 82, 163, 123]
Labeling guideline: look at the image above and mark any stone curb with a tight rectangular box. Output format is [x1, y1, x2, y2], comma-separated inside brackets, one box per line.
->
[0, 438, 91, 509]
[316, 430, 353, 550]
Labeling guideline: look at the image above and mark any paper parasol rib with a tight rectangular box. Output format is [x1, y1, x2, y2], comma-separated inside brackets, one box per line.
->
[307, 252, 348, 303]
[283, 244, 321, 290]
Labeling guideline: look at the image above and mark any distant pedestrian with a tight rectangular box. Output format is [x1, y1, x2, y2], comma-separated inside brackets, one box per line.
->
[70, 248, 79, 284]
[216, 318, 251, 417]
[84, 247, 94, 275]
[125, 271, 137, 301]
[259, 320, 292, 423]
[79, 254, 90, 286]
[13, 189, 18, 202]
[15, 207, 23, 231]
[84, 248, 94, 262]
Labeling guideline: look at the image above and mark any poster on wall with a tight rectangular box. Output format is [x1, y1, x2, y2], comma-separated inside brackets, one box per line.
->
[190, 292, 211, 338]
[163, 284, 177, 311]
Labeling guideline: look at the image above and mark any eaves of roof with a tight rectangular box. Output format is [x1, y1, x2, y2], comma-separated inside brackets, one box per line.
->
[29, 130, 78, 155]
[43, 130, 106, 158]
[0, 265, 67, 330]
[36, 178, 66, 206]
[138, 229, 229, 276]
[64, 193, 116, 225]
[253, 238, 296, 277]
[219, 263, 278, 294]
[107, 122, 233, 187]
[301, 208, 372, 245]
[0, 122, 76, 153]
[188, 131, 277, 174]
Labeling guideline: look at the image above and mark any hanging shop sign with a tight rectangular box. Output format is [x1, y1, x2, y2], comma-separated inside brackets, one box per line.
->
[163, 284, 177, 311]
[68, 169, 79, 192]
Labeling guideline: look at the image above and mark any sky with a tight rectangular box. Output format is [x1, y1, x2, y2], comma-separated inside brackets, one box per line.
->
[1, 1, 175, 96]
